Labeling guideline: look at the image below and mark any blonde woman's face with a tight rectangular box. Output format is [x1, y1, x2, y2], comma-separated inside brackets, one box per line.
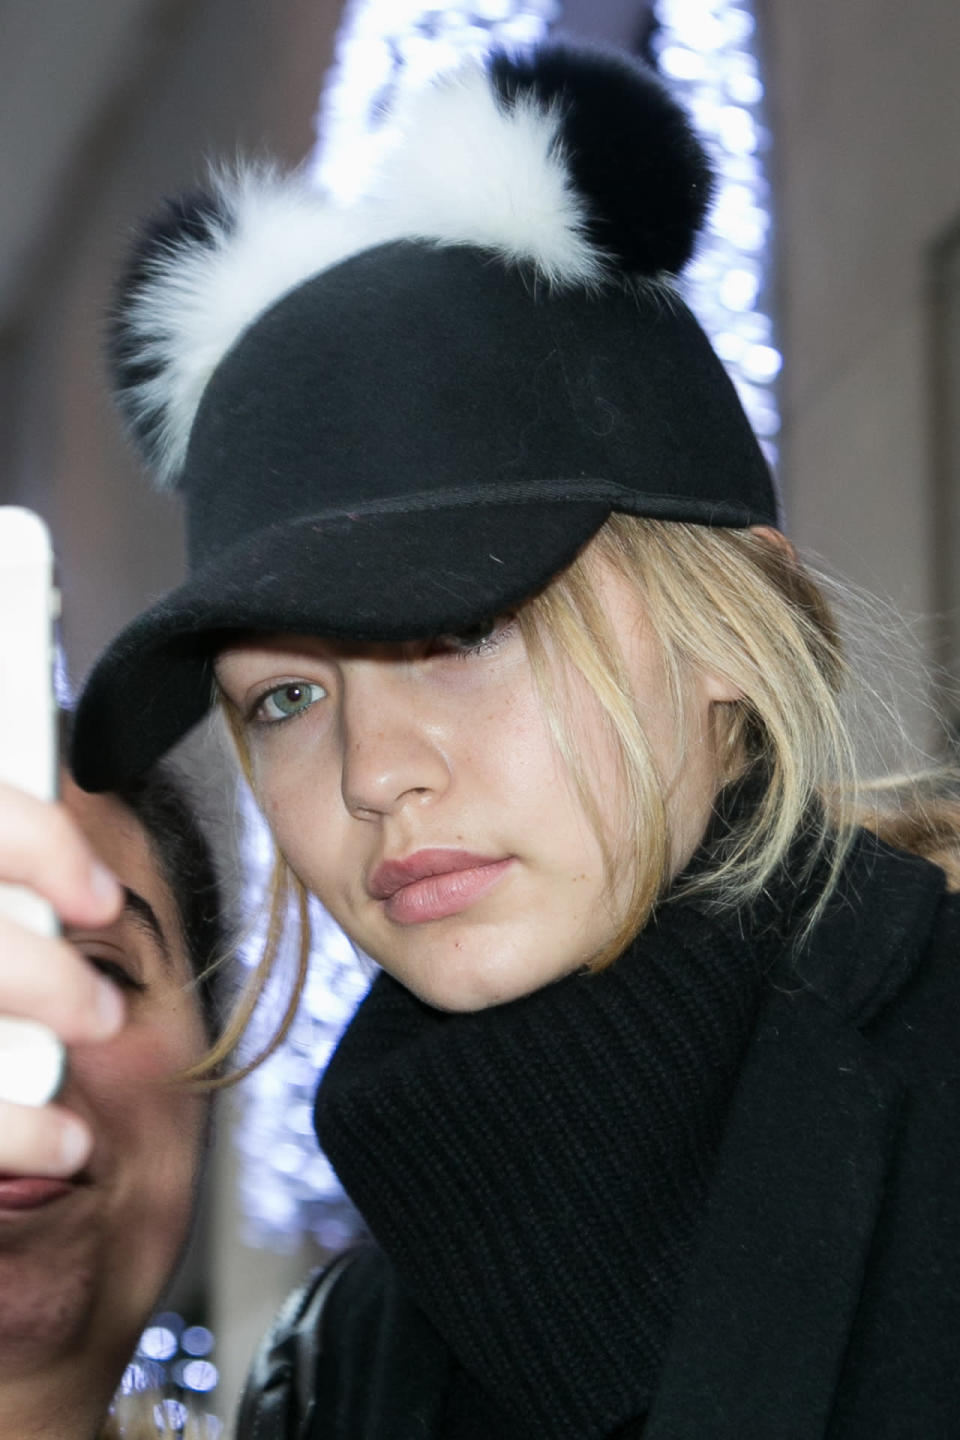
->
[216, 558, 734, 1011]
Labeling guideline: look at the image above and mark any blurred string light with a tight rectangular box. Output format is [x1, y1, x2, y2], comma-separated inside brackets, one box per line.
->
[112, 1313, 221, 1436]
[234, 1, 562, 1254]
[233, 781, 371, 1250]
[311, 0, 562, 203]
[649, 0, 780, 464]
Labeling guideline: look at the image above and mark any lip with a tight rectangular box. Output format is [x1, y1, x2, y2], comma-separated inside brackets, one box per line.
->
[369, 849, 514, 925]
[0, 1175, 77, 1212]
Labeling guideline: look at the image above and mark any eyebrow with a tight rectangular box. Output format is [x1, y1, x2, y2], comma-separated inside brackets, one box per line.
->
[122, 885, 171, 966]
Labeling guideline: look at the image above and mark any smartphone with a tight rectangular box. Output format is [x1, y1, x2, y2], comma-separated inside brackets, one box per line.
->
[0, 507, 66, 1108]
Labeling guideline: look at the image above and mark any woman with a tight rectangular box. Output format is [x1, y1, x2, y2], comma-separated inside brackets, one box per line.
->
[71, 44, 960, 1438]
[0, 763, 221, 1439]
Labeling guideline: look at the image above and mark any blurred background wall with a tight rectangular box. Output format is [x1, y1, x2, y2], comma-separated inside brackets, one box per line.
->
[0, 0, 345, 680]
[762, 0, 960, 739]
[2, 0, 959, 1426]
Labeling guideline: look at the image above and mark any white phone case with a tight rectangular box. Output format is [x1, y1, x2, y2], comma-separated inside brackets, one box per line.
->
[0, 508, 66, 1107]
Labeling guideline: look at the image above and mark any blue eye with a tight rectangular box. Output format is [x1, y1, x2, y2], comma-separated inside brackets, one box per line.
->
[256, 681, 326, 723]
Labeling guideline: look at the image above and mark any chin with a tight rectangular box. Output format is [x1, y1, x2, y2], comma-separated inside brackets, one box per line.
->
[420, 982, 517, 1013]
[0, 1246, 99, 1355]
[398, 937, 575, 1014]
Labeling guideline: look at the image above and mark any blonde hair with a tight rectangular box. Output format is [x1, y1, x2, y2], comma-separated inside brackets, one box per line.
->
[198, 515, 960, 1083]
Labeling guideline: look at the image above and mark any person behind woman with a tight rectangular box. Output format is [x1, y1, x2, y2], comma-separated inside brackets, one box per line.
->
[72, 44, 960, 1439]
[0, 759, 222, 1440]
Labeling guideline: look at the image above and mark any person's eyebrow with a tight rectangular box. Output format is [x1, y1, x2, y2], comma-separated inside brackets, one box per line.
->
[122, 885, 172, 966]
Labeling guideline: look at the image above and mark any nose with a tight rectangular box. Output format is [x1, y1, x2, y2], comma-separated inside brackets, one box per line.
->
[339, 660, 450, 820]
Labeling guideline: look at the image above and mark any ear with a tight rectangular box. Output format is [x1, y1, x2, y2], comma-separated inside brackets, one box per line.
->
[700, 669, 743, 704]
[749, 524, 797, 566]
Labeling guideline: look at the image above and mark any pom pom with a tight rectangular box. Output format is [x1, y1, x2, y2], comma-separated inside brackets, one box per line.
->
[489, 44, 714, 276]
[108, 189, 232, 485]
[107, 168, 365, 487]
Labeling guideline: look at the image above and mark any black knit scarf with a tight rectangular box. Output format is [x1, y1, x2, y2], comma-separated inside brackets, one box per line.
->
[314, 879, 777, 1438]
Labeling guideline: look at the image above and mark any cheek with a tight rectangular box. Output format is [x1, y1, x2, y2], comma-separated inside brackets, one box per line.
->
[259, 782, 348, 909]
[253, 742, 343, 860]
[73, 1012, 208, 1225]
[72, 1020, 208, 1330]
[72, 1000, 208, 1134]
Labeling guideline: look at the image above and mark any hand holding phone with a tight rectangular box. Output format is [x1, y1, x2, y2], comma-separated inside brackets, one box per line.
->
[0, 509, 123, 1174]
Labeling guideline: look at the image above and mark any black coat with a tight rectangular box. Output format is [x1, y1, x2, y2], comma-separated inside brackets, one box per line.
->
[239, 838, 960, 1439]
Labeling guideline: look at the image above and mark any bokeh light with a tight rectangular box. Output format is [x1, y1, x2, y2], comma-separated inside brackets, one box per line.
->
[650, 0, 779, 467]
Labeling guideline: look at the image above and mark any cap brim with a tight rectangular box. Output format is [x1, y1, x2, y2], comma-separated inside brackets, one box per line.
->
[72, 497, 612, 790]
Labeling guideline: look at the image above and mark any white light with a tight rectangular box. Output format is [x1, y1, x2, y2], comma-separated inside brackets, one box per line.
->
[659, 45, 706, 81]
[742, 343, 782, 381]
[712, 204, 767, 251]
[718, 104, 757, 155]
[738, 309, 773, 342]
[154, 1401, 189, 1432]
[667, 10, 727, 52]
[500, 12, 553, 40]
[723, 7, 755, 42]
[305, 1153, 344, 1196]
[273, 1141, 307, 1176]
[728, 70, 763, 104]
[719, 266, 759, 311]
[653, 0, 779, 472]
[313, 1, 556, 203]
[714, 330, 745, 362]
[120, 1362, 149, 1395]
[54, 641, 73, 705]
[139, 1326, 178, 1362]
[182, 1325, 215, 1357]
[183, 1360, 220, 1393]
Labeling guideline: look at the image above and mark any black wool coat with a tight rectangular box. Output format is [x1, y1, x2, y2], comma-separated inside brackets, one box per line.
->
[239, 836, 960, 1440]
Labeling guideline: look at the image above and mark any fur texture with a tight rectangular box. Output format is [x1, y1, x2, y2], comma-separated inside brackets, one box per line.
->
[110, 168, 380, 488]
[369, 59, 602, 288]
[490, 45, 714, 275]
[109, 46, 712, 487]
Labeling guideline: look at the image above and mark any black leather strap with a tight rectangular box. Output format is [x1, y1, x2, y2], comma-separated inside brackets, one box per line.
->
[236, 1250, 359, 1440]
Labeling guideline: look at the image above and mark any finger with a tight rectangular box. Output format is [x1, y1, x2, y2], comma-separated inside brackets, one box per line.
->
[0, 918, 124, 1042]
[0, 1097, 91, 1177]
[0, 783, 121, 928]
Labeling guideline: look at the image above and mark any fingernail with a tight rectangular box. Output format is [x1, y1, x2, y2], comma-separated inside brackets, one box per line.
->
[89, 861, 121, 907]
[58, 1119, 90, 1175]
[95, 977, 125, 1035]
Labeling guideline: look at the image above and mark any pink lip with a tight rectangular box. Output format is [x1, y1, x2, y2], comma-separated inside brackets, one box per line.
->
[0, 1176, 76, 1211]
[369, 849, 513, 925]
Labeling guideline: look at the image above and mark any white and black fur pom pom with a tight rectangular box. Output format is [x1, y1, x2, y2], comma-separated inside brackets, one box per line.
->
[109, 46, 712, 487]
[489, 45, 714, 277]
[108, 168, 375, 488]
[370, 44, 712, 286]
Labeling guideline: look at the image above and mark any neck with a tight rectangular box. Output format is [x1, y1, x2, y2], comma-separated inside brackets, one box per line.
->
[0, 1358, 116, 1440]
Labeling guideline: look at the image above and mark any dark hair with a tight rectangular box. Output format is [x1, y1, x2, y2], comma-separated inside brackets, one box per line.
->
[61, 708, 223, 1038]
[116, 764, 224, 1039]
